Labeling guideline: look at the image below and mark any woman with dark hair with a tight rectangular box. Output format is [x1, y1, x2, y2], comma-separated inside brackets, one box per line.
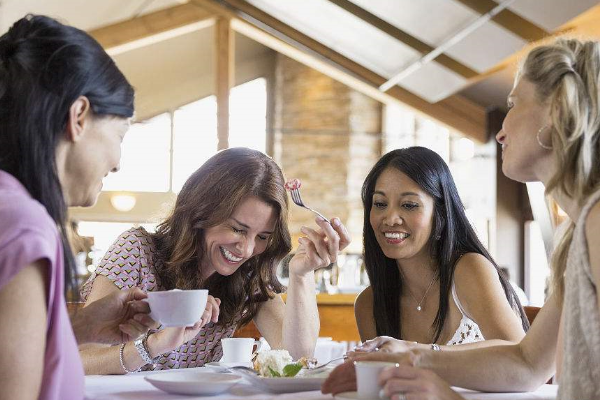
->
[80, 147, 351, 374]
[352, 146, 528, 353]
[323, 37, 600, 400]
[0, 15, 154, 400]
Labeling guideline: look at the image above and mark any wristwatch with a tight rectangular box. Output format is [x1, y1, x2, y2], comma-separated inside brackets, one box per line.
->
[134, 333, 155, 365]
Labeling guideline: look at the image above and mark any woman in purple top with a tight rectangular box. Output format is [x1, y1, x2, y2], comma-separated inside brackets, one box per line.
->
[0, 15, 154, 400]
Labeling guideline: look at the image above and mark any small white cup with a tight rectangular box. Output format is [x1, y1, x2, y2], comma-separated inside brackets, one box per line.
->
[221, 338, 262, 363]
[354, 361, 398, 399]
[146, 289, 208, 327]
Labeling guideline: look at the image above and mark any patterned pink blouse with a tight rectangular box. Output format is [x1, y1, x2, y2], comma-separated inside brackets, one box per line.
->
[81, 227, 238, 370]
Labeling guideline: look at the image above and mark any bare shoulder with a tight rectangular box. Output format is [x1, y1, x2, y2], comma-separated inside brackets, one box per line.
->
[355, 285, 374, 311]
[453, 252, 505, 309]
[453, 252, 499, 288]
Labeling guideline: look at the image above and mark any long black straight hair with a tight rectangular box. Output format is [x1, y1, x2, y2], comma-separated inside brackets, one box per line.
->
[0, 15, 135, 295]
[362, 147, 529, 342]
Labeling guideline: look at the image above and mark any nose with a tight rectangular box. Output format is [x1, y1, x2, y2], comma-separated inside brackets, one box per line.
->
[383, 210, 403, 226]
[237, 237, 255, 259]
[496, 128, 506, 144]
[111, 163, 121, 173]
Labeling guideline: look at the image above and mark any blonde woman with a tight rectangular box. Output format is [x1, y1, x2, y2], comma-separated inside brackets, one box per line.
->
[323, 37, 600, 400]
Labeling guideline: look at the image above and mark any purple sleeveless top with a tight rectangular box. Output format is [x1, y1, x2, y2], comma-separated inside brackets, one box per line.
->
[0, 170, 84, 400]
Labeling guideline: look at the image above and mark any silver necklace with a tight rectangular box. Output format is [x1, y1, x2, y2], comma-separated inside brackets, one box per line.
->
[401, 270, 437, 312]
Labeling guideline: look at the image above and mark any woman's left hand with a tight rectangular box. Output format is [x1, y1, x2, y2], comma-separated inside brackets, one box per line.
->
[289, 217, 351, 276]
[349, 336, 420, 356]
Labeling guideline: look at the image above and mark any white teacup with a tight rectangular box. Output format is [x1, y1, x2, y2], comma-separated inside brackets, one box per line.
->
[221, 338, 262, 363]
[146, 289, 208, 327]
[354, 361, 399, 399]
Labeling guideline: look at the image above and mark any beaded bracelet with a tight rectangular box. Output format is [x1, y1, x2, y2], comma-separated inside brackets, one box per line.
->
[119, 343, 138, 373]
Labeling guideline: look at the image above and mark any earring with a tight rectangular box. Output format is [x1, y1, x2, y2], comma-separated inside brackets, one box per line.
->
[536, 125, 553, 150]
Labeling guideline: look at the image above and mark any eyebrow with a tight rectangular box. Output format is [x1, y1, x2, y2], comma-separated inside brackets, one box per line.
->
[231, 218, 274, 234]
[373, 190, 420, 197]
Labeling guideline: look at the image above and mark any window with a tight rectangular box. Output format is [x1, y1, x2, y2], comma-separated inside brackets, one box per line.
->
[172, 97, 218, 192]
[102, 113, 171, 192]
[101, 77, 268, 194]
[76, 221, 157, 274]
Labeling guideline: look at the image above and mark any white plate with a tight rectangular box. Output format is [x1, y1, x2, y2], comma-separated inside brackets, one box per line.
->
[235, 369, 331, 393]
[335, 392, 382, 400]
[204, 361, 253, 372]
[144, 370, 242, 396]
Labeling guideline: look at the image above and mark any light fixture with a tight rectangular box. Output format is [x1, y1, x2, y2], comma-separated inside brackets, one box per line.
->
[452, 137, 475, 161]
[110, 193, 137, 212]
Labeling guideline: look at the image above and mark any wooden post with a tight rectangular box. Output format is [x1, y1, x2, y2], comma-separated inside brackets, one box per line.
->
[215, 17, 234, 150]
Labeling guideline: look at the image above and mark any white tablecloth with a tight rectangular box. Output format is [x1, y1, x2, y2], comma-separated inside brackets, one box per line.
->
[85, 370, 558, 400]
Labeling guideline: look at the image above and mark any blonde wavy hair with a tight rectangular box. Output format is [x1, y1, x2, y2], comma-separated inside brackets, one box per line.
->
[518, 38, 600, 300]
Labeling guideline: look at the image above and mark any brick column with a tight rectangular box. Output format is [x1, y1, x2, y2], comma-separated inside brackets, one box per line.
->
[273, 55, 382, 253]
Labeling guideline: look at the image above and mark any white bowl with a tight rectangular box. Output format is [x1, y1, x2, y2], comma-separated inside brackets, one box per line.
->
[145, 371, 241, 395]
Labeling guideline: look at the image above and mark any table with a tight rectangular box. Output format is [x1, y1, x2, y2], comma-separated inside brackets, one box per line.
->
[85, 370, 558, 400]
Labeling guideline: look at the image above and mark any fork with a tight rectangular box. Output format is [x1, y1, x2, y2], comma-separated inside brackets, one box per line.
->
[303, 356, 346, 372]
[288, 186, 331, 225]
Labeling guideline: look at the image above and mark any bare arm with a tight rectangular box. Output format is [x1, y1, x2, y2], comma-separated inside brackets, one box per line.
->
[439, 253, 526, 350]
[254, 217, 351, 360]
[354, 286, 377, 342]
[586, 202, 600, 343]
[415, 292, 561, 392]
[252, 273, 319, 360]
[79, 275, 217, 375]
[79, 276, 150, 375]
[0, 261, 48, 400]
[353, 254, 524, 354]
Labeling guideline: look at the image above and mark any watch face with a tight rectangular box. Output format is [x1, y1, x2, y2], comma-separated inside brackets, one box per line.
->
[135, 337, 154, 365]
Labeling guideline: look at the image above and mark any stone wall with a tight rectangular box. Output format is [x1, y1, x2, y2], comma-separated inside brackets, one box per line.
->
[273, 55, 382, 253]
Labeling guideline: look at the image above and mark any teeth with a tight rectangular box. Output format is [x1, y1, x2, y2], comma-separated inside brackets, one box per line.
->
[384, 232, 409, 239]
[220, 247, 242, 262]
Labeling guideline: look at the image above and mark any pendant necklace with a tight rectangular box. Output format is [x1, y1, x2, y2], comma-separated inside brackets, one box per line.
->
[401, 270, 438, 312]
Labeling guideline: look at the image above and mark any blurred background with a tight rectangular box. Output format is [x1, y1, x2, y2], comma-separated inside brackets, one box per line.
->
[3, 1, 597, 321]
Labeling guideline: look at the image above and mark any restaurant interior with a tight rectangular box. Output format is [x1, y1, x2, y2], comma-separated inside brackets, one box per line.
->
[2, 0, 595, 342]
[2, 2, 599, 397]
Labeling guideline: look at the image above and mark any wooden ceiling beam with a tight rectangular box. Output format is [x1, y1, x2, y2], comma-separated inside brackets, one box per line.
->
[89, 3, 215, 56]
[326, 0, 477, 79]
[454, 0, 549, 42]
[192, 0, 487, 142]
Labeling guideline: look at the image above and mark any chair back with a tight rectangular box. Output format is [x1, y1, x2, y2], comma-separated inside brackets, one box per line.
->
[524, 306, 541, 325]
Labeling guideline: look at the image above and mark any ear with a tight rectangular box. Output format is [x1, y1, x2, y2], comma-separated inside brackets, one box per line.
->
[65, 96, 92, 142]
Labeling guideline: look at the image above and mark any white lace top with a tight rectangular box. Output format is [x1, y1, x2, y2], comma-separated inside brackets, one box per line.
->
[445, 282, 485, 345]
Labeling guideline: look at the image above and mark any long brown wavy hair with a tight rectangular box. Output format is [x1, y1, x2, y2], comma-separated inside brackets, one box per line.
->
[151, 147, 292, 328]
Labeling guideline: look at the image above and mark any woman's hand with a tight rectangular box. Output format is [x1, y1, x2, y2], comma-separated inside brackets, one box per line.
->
[289, 217, 351, 277]
[147, 295, 221, 355]
[379, 364, 465, 400]
[321, 351, 414, 395]
[349, 336, 420, 356]
[73, 288, 156, 345]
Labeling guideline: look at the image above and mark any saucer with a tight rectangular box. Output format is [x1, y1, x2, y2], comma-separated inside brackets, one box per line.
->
[145, 370, 241, 396]
[205, 361, 253, 372]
